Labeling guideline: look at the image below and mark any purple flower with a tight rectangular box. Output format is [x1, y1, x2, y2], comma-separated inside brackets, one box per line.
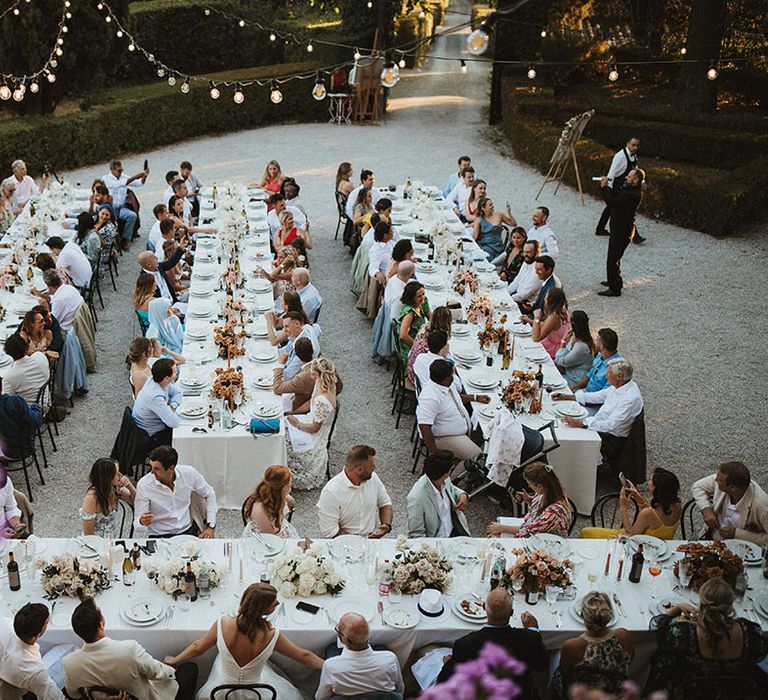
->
[480, 672, 522, 699]
[454, 657, 488, 680]
[479, 642, 527, 675]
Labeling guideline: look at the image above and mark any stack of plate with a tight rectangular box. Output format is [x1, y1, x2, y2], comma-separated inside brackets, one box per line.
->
[465, 374, 498, 391]
[120, 599, 166, 627]
[453, 595, 487, 623]
[180, 374, 208, 390]
[196, 270, 216, 281]
[416, 262, 437, 274]
[489, 279, 506, 290]
[526, 348, 550, 363]
[252, 405, 280, 419]
[197, 237, 216, 248]
[628, 535, 671, 561]
[196, 253, 217, 264]
[451, 324, 471, 337]
[255, 299, 274, 312]
[249, 349, 276, 363]
[188, 307, 215, 320]
[185, 328, 209, 342]
[453, 348, 482, 364]
[252, 375, 273, 389]
[422, 280, 444, 291]
[726, 539, 762, 565]
[189, 287, 215, 298]
[553, 402, 588, 420]
[177, 400, 207, 419]
[250, 325, 269, 339]
[753, 595, 768, 619]
[529, 533, 571, 557]
[510, 323, 531, 336]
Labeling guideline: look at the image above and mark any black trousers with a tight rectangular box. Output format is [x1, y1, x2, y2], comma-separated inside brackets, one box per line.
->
[175, 662, 199, 699]
[598, 431, 627, 473]
[596, 187, 614, 233]
[606, 230, 632, 292]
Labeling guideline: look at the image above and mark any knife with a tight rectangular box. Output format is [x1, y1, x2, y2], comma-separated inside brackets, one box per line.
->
[612, 593, 626, 617]
[165, 605, 175, 629]
[377, 601, 384, 626]
[76, 536, 98, 554]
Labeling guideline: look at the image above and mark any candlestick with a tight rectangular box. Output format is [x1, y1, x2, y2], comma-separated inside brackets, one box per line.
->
[238, 544, 244, 583]
[616, 553, 625, 581]
[226, 541, 233, 573]
[603, 540, 614, 576]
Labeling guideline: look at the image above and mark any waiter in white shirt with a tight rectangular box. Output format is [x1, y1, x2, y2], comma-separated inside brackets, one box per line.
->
[133, 445, 217, 538]
[103, 158, 148, 246]
[596, 137, 645, 244]
[526, 206, 559, 259]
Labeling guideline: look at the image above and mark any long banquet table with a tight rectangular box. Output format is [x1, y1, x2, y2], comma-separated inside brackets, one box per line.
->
[13, 536, 766, 695]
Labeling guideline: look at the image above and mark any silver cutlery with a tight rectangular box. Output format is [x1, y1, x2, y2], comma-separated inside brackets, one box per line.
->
[165, 605, 175, 629]
[552, 609, 561, 628]
[378, 601, 384, 626]
[612, 593, 627, 617]
[76, 537, 98, 554]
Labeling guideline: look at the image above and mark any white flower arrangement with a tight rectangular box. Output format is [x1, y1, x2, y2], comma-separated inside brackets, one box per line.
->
[39, 554, 111, 600]
[143, 556, 226, 599]
[272, 544, 345, 598]
[380, 540, 453, 595]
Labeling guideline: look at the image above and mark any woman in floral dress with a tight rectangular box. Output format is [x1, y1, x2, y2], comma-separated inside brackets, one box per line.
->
[242, 466, 298, 539]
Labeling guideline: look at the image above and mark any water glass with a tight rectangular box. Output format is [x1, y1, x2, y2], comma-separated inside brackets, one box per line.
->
[545, 585, 560, 606]
[389, 588, 402, 605]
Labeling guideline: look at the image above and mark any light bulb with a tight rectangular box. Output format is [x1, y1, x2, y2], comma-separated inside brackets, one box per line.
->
[47, 72, 56, 83]
[681, 47, 687, 55]
[367, 1, 372, 7]
[608, 68, 619, 81]
[66, 12, 71, 18]
[97, 2, 103, 8]
[354, 48, 361, 61]
[0, 83, 11, 101]
[105, 15, 111, 23]
[269, 32, 276, 42]
[460, 60, 468, 73]
[306, 41, 314, 53]
[57, 37, 64, 44]
[467, 28, 489, 56]
[209, 82, 220, 99]
[116, 30, 123, 38]
[180, 79, 190, 93]
[398, 57, 406, 68]
[55, 48, 63, 56]
[50, 59, 58, 68]
[128, 43, 135, 52]
[64, 0, 70, 6]
[270, 84, 283, 104]
[233, 84, 244, 104]
[168, 75, 176, 86]
[204, 8, 210, 15]
[157, 67, 166, 77]
[707, 66, 719, 80]
[312, 80, 326, 100]
[541, 30, 547, 38]
[29, 81, 39, 93]
[12, 85, 24, 101]
[418, 11, 425, 18]
[238, 19, 245, 27]
[380, 63, 400, 88]
[13, 8, 19, 15]
[527, 64, 537, 80]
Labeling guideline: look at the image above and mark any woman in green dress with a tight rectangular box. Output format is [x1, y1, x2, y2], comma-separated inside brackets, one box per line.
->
[396, 281, 431, 365]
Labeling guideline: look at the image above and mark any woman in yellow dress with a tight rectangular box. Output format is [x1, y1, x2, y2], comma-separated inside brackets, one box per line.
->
[581, 467, 681, 540]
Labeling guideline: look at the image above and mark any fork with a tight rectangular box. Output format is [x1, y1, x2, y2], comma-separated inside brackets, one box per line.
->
[165, 605, 175, 630]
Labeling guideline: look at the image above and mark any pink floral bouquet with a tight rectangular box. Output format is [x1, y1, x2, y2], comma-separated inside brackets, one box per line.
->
[466, 294, 493, 324]
[453, 268, 478, 295]
[505, 549, 573, 592]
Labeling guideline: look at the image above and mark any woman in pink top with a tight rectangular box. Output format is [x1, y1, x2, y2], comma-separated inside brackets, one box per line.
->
[531, 287, 571, 359]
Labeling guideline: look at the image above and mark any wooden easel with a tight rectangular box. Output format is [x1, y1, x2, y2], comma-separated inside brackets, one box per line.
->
[535, 110, 594, 206]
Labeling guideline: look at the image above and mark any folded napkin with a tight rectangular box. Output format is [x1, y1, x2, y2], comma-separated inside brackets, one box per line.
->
[287, 419, 314, 453]
[497, 516, 525, 539]
[485, 406, 525, 487]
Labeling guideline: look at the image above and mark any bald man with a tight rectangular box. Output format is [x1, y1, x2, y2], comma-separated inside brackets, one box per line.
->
[137, 247, 187, 310]
[437, 588, 547, 697]
[290, 267, 322, 323]
[316, 612, 403, 699]
[384, 260, 415, 322]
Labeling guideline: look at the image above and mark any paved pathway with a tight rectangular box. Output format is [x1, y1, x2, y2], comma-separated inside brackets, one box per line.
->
[37, 0, 767, 539]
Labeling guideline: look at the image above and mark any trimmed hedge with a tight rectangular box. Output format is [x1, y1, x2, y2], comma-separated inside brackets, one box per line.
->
[500, 83, 767, 236]
[395, 12, 435, 69]
[0, 62, 326, 176]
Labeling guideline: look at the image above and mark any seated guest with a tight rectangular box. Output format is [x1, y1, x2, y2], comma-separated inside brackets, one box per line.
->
[497, 225, 527, 279]
[361, 198, 392, 250]
[397, 281, 431, 365]
[0, 390, 43, 459]
[0, 603, 64, 699]
[279, 311, 320, 380]
[137, 248, 187, 309]
[570, 327, 621, 393]
[367, 220, 394, 286]
[520, 255, 559, 320]
[5, 159, 47, 210]
[581, 467, 681, 540]
[350, 186, 374, 230]
[3, 334, 50, 404]
[169, 181, 193, 225]
[45, 235, 92, 289]
[64, 597, 196, 700]
[133, 272, 157, 329]
[472, 197, 517, 261]
[291, 267, 322, 322]
[165, 583, 321, 699]
[128, 337, 185, 397]
[179, 160, 202, 219]
[282, 178, 310, 220]
[554, 310, 596, 387]
[19, 308, 55, 358]
[384, 260, 415, 322]
[265, 304, 309, 347]
[406, 302, 453, 380]
[131, 358, 182, 443]
[285, 358, 339, 491]
[257, 246, 298, 298]
[527, 206, 559, 258]
[463, 179, 486, 223]
[486, 462, 572, 537]
[80, 457, 136, 537]
[259, 159, 285, 195]
[417, 359, 490, 460]
[552, 592, 633, 698]
[345, 169, 380, 218]
[242, 466, 298, 539]
[412, 330, 461, 393]
[387, 238, 413, 278]
[0, 466, 25, 539]
[692, 461, 768, 545]
[88, 181, 112, 214]
[317, 445, 393, 538]
[554, 359, 643, 470]
[0, 180, 17, 235]
[267, 192, 306, 241]
[336, 161, 355, 199]
[406, 449, 469, 537]
[276, 210, 312, 250]
[92, 204, 119, 277]
[41, 269, 83, 332]
[134, 445, 217, 538]
[161, 239, 188, 296]
[35, 304, 64, 355]
[146, 297, 185, 355]
[446, 166, 474, 220]
[530, 287, 571, 360]
[317, 612, 404, 700]
[443, 154, 471, 198]
[507, 239, 541, 305]
[147, 203, 170, 252]
[437, 588, 547, 697]
[75, 211, 101, 269]
[163, 170, 179, 205]
[646, 577, 767, 697]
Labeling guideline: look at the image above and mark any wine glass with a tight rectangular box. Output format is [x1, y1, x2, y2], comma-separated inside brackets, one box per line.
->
[545, 585, 560, 611]
[648, 554, 663, 593]
[587, 570, 598, 587]
[511, 576, 523, 596]
[389, 588, 402, 605]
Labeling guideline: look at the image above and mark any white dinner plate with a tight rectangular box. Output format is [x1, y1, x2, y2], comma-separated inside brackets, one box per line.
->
[177, 402, 207, 419]
[249, 351, 276, 363]
[628, 535, 669, 561]
[328, 598, 375, 624]
[510, 324, 532, 336]
[248, 250, 269, 260]
[252, 375, 273, 389]
[75, 536, 104, 558]
[124, 599, 164, 623]
[726, 539, 762, 564]
[529, 533, 570, 557]
[185, 329, 209, 341]
[451, 325, 470, 336]
[247, 281, 273, 293]
[261, 534, 286, 557]
[453, 349, 482, 362]
[169, 535, 201, 558]
[452, 538, 480, 561]
[423, 281, 444, 290]
[189, 288, 215, 298]
[653, 597, 690, 616]
[383, 605, 419, 629]
[250, 327, 269, 339]
[495, 300, 513, 311]
[416, 263, 437, 273]
[477, 405, 499, 420]
[576, 544, 600, 560]
[464, 375, 498, 389]
[195, 271, 216, 280]
[188, 308, 215, 319]
[328, 535, 364, 562]
[453, 595, 487, 623]
[526, 352, 550, 363]
[251, 405, 280, 418]
[554, 403, 588, 419]
[119, 607, 165, 627]
[180, 375, 208, 388]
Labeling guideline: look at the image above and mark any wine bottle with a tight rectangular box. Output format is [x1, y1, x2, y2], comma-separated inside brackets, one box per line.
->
[525, 572, 539, 605]
[131, 543, 141, 571]
[502, 345, 511, 371]
[122, 549, 135, 586]
[8, 552, 21, 591]
[535, 364, 544, 388]
[628, 544, 644, 583]
[185, 562, 198, 602]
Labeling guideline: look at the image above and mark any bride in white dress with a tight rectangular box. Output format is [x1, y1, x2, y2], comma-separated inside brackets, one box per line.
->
[241, 465, 299, 539]
[164, 583, 323, 699]
[286, 358, 338, 490]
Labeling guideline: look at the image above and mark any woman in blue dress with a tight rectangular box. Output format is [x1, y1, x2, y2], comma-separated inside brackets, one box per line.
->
[472, 196, 517, 261]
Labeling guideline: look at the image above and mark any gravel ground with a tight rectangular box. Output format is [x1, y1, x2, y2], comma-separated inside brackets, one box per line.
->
[30, 1, 768, 540]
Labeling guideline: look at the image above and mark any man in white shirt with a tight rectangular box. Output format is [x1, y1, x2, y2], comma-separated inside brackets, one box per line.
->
[316, 613, 403, 700]
[278, 312, 321, 380]
[692, 462, 768, 545]
[317, 445, 393, 538]
[507, 240, 541, 304]
[45, 236, 92, 288]
[147, 203, 169, 252]
[526, 206, 559, 259]
[345, 169, 380, 218]
[417, 359, 490, 460]
[42, 269, 83, 332]
[443, 155, 471, 198]
[162, 169, 179, 205]
[267, 193, 306, 240]
[291, 267, 322, 322]
[64, 597, 196, 699]
[413, 330, 461, 393]
[170, 179, 193, 224]
[384, 260, 415, 322]
[5, 159, 47, 212]
[134, 445, 217, 538]
[596, 137, 645, 244]
[0, 467, 24, 538]
[103, 158, 147, 246]
[446, 166, 475, 221]
[137, 248, 187, 311]
[3, 334, 50, 404]
[0, 603, 64, 699]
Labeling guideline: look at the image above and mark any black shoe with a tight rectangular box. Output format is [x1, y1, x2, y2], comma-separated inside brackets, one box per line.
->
[595, 229, 610, 236]
[600, 281, 609, 287]
[598, 289, 621, 297]
[632, 234, 646, 245]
